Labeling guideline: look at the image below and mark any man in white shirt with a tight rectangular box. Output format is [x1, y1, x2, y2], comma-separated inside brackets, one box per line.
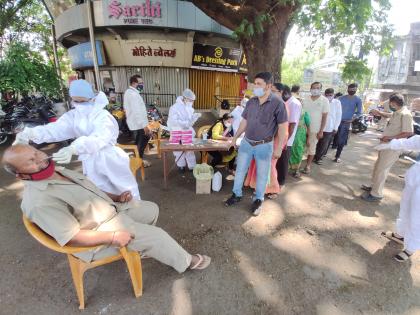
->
[314, 88, 342, 164]
[123, 75, 152, 167]
[276, 85, 302, 186]
[302, 82, 330, 174]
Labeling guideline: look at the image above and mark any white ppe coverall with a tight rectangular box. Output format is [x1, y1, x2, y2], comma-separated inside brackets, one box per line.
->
[24, 93, 140, 199]
[389, 136, 420, 252]
[167, 96, 199, 169]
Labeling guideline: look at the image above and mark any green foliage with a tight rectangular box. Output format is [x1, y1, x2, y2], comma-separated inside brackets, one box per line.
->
[233, 13, 272, 40]
[281, 53, 316, 85]
[341, 56, 372, 85]
[296, 0, 394, 57]
[0, 42, 61, 97]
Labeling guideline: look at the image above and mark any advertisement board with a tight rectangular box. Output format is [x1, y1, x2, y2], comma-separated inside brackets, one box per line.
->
[68, 41, 106, 69]
[191, 43, 243, 72]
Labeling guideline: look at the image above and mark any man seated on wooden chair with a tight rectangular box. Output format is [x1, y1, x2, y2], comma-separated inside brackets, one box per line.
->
[2, 144, 211, 272]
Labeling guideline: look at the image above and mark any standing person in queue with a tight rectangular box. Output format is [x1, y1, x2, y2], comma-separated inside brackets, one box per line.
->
[124, 74, 152, 167]
[225, 72, 288, 216]
[301, 82, 330, 174]
[314, 88, 342, 164]
[334, 83, 362, 163]
[275, 84, 301, 188]
[167, 89, 201, 172]
[13, 79, 141, 200]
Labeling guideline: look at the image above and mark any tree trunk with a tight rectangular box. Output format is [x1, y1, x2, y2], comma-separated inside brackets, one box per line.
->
[242, 21, 292, 82]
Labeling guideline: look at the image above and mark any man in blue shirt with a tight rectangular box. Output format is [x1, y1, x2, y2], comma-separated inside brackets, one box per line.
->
[334, 83, 362, 162]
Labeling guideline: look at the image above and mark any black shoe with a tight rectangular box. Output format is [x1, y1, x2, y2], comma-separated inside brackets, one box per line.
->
[314, 159, 323, 165]
[251, 199, 263, 216]
[225, 194, 241, 207]
[178, 167, 186, 173]
[333, 158, 341, 163]
[361, 193, 382, 202]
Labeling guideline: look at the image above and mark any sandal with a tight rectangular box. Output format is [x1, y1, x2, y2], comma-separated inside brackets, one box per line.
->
[291, 171, 301, 179]
[394, 250, 412, 262]
[265, 193, 279, 200]
[190, 254, 211, 270]
[301, 167, 311, 175]
[381, 231, 404, 245]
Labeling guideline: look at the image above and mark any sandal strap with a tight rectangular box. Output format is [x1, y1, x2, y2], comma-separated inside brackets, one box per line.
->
[395, 250, 412, 261]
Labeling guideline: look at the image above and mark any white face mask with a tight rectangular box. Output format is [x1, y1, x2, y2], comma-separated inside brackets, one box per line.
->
[310, 89, 321, 96]
[253, 87, 265, 97]
[224, 122, 232, 128]
[326, 95, 334, 102]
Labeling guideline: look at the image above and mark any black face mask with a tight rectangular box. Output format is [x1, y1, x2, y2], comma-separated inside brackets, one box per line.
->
[282, 94, 291, 102]
[348, 90, 356, 96]
[137, 84, 144, 92]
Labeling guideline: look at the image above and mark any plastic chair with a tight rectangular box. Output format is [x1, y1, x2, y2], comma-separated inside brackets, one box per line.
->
[117, 144, 145, 181]
[197, 124, 212, 139]
[22, 215, 142, 309]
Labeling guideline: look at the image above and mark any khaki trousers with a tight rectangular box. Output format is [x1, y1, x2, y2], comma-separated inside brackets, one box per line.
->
[370, 149, 400, 198]
[91, 200, 192, 273]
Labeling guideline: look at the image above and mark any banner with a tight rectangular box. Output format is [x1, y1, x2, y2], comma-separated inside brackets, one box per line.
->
[191, 43, 243, 72]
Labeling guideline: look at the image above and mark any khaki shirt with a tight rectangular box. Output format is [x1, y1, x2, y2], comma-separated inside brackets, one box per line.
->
[21, 167, 134, 262]
[383, 106, 413, 137]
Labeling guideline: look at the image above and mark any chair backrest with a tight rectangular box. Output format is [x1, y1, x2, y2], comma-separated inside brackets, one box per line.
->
[197, 125, 212, 139]
[116, 144, 143, 177]
[22, 215, 97, 254]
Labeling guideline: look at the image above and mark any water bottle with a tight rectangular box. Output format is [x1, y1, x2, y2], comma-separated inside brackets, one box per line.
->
[202, 133, 208, 141]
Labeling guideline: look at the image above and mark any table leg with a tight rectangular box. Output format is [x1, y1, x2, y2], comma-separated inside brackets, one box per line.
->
[163, 151, 168, 189]
[202, 152, 208, 164]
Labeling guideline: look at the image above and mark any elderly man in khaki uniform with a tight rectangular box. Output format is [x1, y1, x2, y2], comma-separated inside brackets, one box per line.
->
[2, 145, 210, 272]
[361, 93, 414, 202]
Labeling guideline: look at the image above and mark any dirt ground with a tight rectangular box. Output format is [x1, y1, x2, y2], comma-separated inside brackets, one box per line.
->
[1, 122, 420, 315]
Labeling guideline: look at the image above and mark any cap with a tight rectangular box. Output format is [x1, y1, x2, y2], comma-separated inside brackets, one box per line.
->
[182, 88, 196, 101]
[69, 79, 95, 99]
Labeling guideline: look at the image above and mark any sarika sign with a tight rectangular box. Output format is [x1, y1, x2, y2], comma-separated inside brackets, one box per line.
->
[108, 0, 162, 24]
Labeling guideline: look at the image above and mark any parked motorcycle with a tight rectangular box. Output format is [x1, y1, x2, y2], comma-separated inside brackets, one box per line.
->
[351, 115, 368, 133]
[0, 96, 58, 145]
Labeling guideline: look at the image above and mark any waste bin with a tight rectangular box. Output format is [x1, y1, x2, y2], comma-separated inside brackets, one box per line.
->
[193, 163, 214, 194]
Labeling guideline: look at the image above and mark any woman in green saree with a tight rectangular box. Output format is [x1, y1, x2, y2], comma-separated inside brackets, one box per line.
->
[289, 110, 311, 178]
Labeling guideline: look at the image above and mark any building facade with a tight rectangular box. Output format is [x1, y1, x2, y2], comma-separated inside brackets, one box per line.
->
[43, 0, 248, 109]
[376, 22, 420, 103]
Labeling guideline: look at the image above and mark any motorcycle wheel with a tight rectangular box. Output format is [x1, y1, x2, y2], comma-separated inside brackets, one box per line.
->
[0, 134, 10, 145]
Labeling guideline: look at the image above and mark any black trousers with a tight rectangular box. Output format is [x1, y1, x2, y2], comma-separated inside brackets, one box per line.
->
[134, 129, 150, 158]
[276, 146, 291, 186]
[314, 132, 334, 161]
[335, 122, 351, 159]
[209, 151, 236, 170]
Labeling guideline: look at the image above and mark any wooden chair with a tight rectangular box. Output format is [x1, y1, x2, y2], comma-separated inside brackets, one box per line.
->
[22, 215, 142, 309]
[117, 144, 145, 181]
[197, 124, 212, 139]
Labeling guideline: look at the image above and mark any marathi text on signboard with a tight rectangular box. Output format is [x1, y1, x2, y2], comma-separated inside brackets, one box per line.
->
[191, 43, 243, 72]
[132, 46, 176, 57]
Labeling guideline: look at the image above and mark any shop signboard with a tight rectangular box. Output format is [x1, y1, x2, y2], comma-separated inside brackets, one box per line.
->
[191, 43, 243, 72]
[104, 39, 191, 67]
[68, 41, 106, 69]
[105, 0, 164, 26]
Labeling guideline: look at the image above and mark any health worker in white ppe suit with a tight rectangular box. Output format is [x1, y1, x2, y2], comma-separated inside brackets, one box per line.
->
[167, 89, 201, 171]
[13, 79, 140, 200]
[376, 135, 420, 262]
